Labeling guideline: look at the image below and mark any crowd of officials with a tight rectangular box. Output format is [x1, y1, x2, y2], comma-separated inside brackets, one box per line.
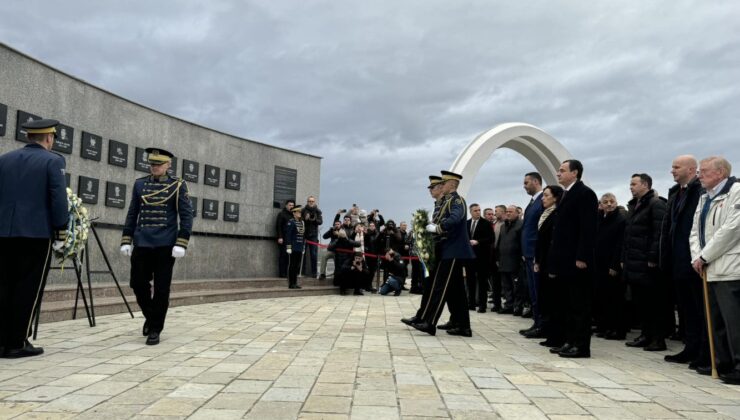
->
[275, 155, 740, 386]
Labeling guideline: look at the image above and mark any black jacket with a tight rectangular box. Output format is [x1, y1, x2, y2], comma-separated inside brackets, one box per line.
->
[535, 210, 556, 276]
[595, 208, 627, 276]
[301, 205, 323, 240]
[547, 180, 599, 276]
[660, 177, 703, 280]
[497, 218, 522, 273]
[276, 208, 293, 240]
[381, 254, 407, 278]
[622, 190, 667, 284]
[468, 217, 494, 264]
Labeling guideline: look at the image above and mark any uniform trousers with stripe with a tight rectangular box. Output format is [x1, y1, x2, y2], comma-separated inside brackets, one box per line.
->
[0, 237, 52, 348]
[419, 258, 470, 328]
[130, 247, 176, 334]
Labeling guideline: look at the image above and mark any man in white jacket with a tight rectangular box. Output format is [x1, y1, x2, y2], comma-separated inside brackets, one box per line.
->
[690, 156, 740, 384]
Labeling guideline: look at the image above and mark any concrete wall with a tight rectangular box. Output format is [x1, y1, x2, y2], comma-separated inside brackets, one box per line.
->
[0, 43, 321, 285]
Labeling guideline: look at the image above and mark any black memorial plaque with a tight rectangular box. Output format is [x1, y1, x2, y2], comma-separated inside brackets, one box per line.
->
[273, 166, 297, 208]
[65, 172, 71, 188]
[134, 147, 150, 172]
[108, 140, 128, 167]
[52, 123, 74, 154]
[204, 165, 220, 187]
[81, 131, 102, 161]
[224, 202, 240, 222]
[182, 159, 199, 182]
[190, 196, 198, 218]
[0, 103, 7, 137]
[202, 199, 218, 220]
[105, 181, 127, 208]
[225, 170, 241, 191]
[15, 110, 41, 142]
[167, 156, 178, 177]
[78, 176, 99, 204]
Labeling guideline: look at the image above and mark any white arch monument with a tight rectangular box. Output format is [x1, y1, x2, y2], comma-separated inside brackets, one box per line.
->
[450, 122, 573, 197]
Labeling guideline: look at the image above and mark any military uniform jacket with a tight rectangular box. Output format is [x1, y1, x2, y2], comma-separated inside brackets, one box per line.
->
[0, 143, 69, 239]
[434, 191, 475, 260]
[285, 219, 306, 254]
[121, 175, 193, 249]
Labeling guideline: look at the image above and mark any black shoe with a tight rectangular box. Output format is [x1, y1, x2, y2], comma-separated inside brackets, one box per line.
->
[519, 325, 536, 336]
[523, 328, 547, 339]
[521, 307, 532, 318]
[669, 332, 683, 341]
[319, 274, 326, 280]
[446, 327, 473, 337]
[365, 288, 377, 293]
[353, 290, 364, 296]
[665, 350, 695, 364]
[409, 288, 423, 295]
[719, 370, 740, 385]
[694, 365, 713, 376]
[626, 335, 649, 347]
[605, 331, 626, 340]
[437, 321, 455, 330]
[550, 343, 572, 354]
[295, 285, 302, 289]
[540, 339, 563, 347]
[513, 308, 523, 316]
[288, 284, 296, 289]
[142, 320, 150, 337]
[401, 316, 419, 326]
[643, 339, 667, 352]
[499, 307, 513, 315]
[2, 341, 44, 358]
[491, 306, 502, 313]
[476, 308, 486, 313]
[559, 346, 590, 358]
[411, 321, 436, 336]
[146, 332, 160, 346]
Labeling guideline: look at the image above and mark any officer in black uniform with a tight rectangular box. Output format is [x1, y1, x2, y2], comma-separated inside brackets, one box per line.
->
[411, 171, 474, 337]
[120, 148, 193, 345]
[285, 205, 306, 289]
[0, 119, 69, 358]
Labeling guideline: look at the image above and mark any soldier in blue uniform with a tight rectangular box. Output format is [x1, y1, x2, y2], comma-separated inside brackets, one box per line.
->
[285, 205, 306, 289]
[0, 119, 69, 358]
[120, 148, 193, 345]
[411, 171, 474, 337]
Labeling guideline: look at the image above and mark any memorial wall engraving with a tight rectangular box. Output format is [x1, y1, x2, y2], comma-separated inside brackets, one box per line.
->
[105, 181, 127, 208]
[224, 202, 240, 222]
[0, 102, 7, 137]
[108, 139, 128, 167]
[81, 131, 102, 161]
[15, 110, 40, 142]
[134, 147, 150, 172]
[182, 159, 199, 182]
[225, 170, 241, 190]
[52, 123, 73, 154]
[202, 199, 218, 220]
[78, 176, 99, 204]
[204, 164, 220, 187]
[273, 166, 297, 208]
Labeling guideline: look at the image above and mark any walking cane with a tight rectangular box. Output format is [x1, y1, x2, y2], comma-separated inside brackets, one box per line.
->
[700, 270, 719, 379]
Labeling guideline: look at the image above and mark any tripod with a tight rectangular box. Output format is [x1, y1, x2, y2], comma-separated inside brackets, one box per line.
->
[32, 222, 134, 339]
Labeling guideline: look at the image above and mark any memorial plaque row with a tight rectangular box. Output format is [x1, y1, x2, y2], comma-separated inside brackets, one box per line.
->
[200, 199, 240, 222]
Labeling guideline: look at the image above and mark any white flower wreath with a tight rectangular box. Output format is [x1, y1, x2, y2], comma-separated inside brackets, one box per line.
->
[412, 208, 436, 277]
[55, 188, 90, 263]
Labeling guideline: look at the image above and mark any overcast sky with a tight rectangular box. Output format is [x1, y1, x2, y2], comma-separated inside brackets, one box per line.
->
[2, 1, 739, 226]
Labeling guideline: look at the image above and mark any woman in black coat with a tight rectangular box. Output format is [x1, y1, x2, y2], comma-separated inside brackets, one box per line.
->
[328, 229, 360, 288]
[533, 185, 563, 347]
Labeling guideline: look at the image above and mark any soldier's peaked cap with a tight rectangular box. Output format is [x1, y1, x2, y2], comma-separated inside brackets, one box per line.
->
[292, 205, 303, 213]
[145, 147, 174, 164]
[440, 170, 463, 181]
[22, 119, 59, 135]
[428, 175, 443, 188]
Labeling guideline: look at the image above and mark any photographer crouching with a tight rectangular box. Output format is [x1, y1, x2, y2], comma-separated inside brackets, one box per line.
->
[379, 250, 408, 296]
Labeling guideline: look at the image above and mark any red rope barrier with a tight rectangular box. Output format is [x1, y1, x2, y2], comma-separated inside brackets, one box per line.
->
[305, 240, 419, 260]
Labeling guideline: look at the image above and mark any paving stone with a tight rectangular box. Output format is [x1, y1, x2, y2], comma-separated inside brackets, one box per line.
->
[399, 398, 448, 417]
[203, 392, 260, 410]
[244, 401, 302, 419]
[36, 394, 109, 412]
[491, 403, 548, 419]
[260, 387, 310, 402]
[302, 395, 352, 413]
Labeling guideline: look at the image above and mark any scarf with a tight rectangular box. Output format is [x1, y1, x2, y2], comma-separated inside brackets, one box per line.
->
[538, 205, 556, 229]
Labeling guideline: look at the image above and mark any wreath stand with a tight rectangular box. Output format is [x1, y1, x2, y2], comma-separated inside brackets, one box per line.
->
[31, 223, 134, 339]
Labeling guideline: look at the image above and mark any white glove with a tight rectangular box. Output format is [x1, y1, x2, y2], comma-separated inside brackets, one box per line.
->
[379, 225, 386, 232]
[426, 223, 438, 233]
[172, 246, 186, 258]
[52, 240, 65, 252]
[120, 244, 132, 256]
[286, 248, 292, 255]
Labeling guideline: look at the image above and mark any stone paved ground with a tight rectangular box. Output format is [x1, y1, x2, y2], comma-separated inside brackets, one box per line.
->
[1, 294, 739, 419]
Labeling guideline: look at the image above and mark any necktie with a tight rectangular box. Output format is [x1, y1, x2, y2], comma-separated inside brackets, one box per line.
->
[699, 195, 713, 247]
[470, 219, 477, 236]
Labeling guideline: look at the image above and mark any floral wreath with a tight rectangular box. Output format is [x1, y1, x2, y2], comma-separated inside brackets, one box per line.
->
[55, 188, 90, 264]
[412, 208, 436, 277]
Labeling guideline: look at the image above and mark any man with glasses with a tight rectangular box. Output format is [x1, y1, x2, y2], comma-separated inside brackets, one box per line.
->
[120, 147, 193, 346]
[0, 119, 68, 358]
[301, 195, 323, 278]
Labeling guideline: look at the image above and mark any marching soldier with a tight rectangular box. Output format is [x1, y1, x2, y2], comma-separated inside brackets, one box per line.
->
[120, 148, 193, 345]
[0, 119, 69, 358]
[285, 205, 305, 289]
[411, 171, 474, 337]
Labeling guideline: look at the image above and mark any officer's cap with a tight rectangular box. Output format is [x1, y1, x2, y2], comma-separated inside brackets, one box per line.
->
[440, 170, 463, 181]
[292, 205, 303, 213]
[428, 175, 443, 188]
[145, 147, 174, 164]
[23, 119, 59, 135]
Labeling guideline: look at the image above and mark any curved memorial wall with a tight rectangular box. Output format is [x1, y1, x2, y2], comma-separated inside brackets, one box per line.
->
[0, 43, 321, 284]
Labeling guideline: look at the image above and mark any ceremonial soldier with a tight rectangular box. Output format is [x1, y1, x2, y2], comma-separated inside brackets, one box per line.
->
[0, 119, 68, 358]
[120, 148, 193, 345]
[285, 205, 306, 289]
[412, 170, 474, 337]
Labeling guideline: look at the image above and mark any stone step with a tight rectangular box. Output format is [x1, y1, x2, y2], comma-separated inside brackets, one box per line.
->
[37, 277, 338, 324]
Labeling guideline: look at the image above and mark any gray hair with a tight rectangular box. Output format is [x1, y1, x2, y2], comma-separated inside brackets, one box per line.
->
[701, 156, 732, 177]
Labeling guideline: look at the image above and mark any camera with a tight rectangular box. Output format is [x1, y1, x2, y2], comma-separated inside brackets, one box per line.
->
[340, 209, 347, 213]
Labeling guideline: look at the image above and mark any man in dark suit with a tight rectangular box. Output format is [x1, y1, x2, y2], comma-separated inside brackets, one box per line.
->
[547, 159, 598, 358]
[496, 205, 523, 314]
[520, 172, 545, 338]
[661, 155, 709, 368]
[0, 119, 69, 358]
[465, 203, 493, 312]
